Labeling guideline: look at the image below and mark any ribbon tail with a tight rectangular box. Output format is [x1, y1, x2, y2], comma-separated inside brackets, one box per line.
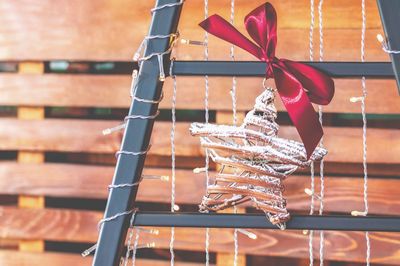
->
[281, 59, 335, 105]
[273, 65, 323, 159]
[199, 14, 263, 59]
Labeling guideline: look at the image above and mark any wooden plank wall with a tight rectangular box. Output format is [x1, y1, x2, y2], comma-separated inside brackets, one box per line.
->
[0, 0, 399, 265]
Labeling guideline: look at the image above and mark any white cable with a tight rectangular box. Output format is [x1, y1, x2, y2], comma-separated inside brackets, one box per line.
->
[230, 0, 238, 127]
[169, 61, 178, 266]
[97, 209, 134, 231]
[309, 0, 315, 62]
[309, 0, 315, 265]
[151, 0, 184, 13]
[361, 0, 371, 265]
[123, 211, 138, 266]
[131, 229, 140, 266]
[204, 1, 210, 266]
[382, 45, 400, 54]
[317, 1, 325, 265]
[230, 1, 239, 265]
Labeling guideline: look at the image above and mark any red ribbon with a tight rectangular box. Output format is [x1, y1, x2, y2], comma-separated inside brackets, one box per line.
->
[199, 2, 334, 159]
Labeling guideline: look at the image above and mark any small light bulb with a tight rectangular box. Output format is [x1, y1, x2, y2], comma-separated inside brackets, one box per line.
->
[193, 167, 207, 174]
[81, 244, 97, 257]
[377, 34, 384, 43]
[161, 175, 170, 182]
[137, 227, 159, 235]
[173, 204, 180, 211]
[247, 232, 257, 240]
[132, 70, 138, 79]
[180, 39, 206, 46]
[350, 96, 363, 103]
[150, 229, 159, 235]
[143, 175, 169, 182]
[137, 242, 156, 249]
[303, 230, 309, 235]
[304, 188, 313, 196]
[304, 188, 321, 199]
[351, 210, 367, 216]
[102, 123, 126, 135]
[133, 53, 141, 61]
[102, 128, 112, 135]
[238, 229, 257, 240]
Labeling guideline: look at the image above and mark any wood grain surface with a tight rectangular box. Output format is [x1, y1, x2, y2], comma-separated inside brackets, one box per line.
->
[0, 206, 399, 265]
[0, 250, 204, 266]
[0, 0, 386, 60]
[0, 162, 398, 215]
[0, 119, 398, 164]
[1, 74, 399, 114]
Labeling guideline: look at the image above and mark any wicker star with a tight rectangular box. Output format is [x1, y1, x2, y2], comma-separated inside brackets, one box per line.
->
[190, 88, 327, 229]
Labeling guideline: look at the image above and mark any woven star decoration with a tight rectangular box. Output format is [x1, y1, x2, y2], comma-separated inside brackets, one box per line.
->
[190, 88, 327, 229]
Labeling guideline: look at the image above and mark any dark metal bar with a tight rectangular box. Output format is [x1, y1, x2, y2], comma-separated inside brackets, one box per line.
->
[171, 61, 394, 78]
[134, 212, 400, 232]
[31, 60, 396, 77]
[92, 1, 183, 265]
[377, 0, 400, 93]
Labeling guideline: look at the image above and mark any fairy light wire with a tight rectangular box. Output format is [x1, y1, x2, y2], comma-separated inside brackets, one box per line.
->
[170, 59, 177, 266]
[97, 3, 182, 263]
[308, 0, 315, 265]
[230, 1, 239, 265]
[361, 0, 371, 265]
[123, 210, 138, 266]
[131, 228, 140, 266]
[204, 1, 210, 266]
[378, 34, 400, 54]
[151, 0, 184, 13]
[317, 0, 325, 265]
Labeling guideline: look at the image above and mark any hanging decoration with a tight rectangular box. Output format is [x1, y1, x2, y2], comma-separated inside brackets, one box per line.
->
[191, 87, 327, 228]
[190, 2, 335, 228]
[198, 2, 335, 158]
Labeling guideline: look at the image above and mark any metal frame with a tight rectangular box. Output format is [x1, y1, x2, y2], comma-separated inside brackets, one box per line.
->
[40, 60, 394, 78]
[170, 61, 394, 77]
[93, 1, 400, 265]
[377, 0, 400, 93]
[93, 1, 183, 265]
[134, 212, 400, 232]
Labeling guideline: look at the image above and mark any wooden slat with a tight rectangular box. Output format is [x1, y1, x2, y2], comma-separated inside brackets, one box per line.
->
[0, 0, 383, 60]
[0, 250, 203, 266]
[0, 119, 398, 164]
[0, 207, 399, 265]
[0, 162, 399, 215]
[185, 28, 388, 62]
[216, 209, 246, 266]
[1, 74, 399, 114]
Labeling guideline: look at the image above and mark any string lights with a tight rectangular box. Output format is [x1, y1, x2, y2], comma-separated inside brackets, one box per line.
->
[169, 58, 178, 266]
[230, 1, 240, 265]
[308, 0, 316, 264]
[92, 1, 181, 262]
[317, 0, 325, 265]
[349, 2, 371, 264]
[377, 34, 400, 54]
[203, 1, 211, 266]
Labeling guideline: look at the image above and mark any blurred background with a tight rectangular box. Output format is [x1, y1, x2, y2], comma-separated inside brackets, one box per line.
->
[0, 0, 399, 265]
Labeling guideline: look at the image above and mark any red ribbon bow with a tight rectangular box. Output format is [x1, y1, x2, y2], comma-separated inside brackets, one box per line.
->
[199, 2, 334, 159]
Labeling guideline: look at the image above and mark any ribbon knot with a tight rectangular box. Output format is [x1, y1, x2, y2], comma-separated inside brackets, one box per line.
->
[199, 2, 335, 158]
